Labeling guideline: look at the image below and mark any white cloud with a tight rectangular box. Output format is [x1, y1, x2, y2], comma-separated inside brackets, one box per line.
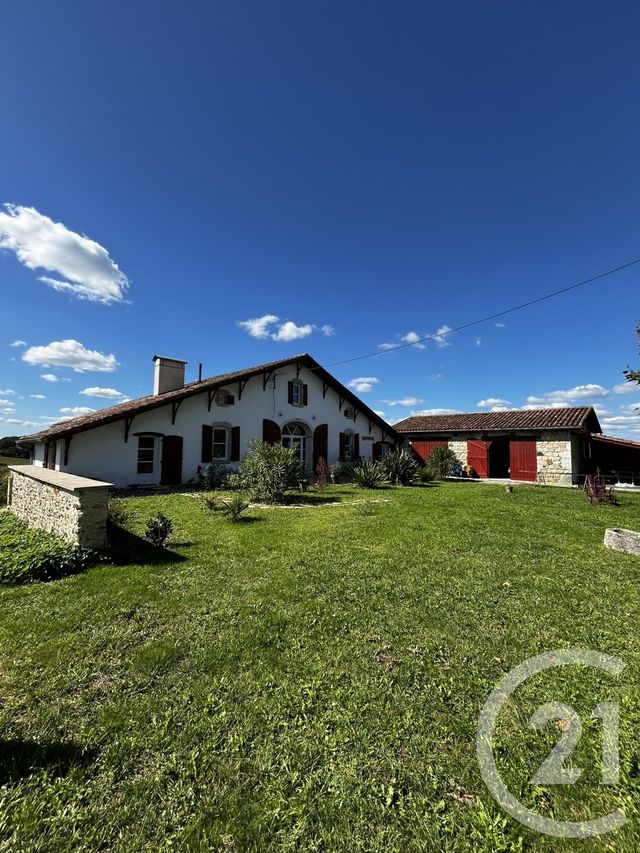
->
[495, 322, 507, 328]
[381, 396, 424, 406]
[612, 382, 640, 395]
[411, 407, 461, 416]
[40, 374, 58, 382]
[521, 402, 569, 410]
[79, 386, 124, 399]
[476, 338, 482, 347]
[373, 410, 386, 418]
[525, 384, 609, 405]
[0, 204, 129, 303]
[0, 417, 30, 425]
[478, 397, 510, 408]
[271, 321, 313, 342]
[9, 339, 26, 347]
[401, 331, 426, 350]
[29, 394, 45, 399]
[23, 339, 117, 372]
[238, 314, 280, 339]
[432, 325, 452, 348]
[0, 388, 16, 395]
[321, 324, 335, 336]
[378, 330, 426, 351]
[348, 376, 379, 393]
[60, 406, 95, 416]
[237, 314, 317, 342]
[0, 399, 12, 407]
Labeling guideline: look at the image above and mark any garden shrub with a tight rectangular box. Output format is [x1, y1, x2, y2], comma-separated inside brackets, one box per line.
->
[315, 457, 329, 489]
[201, 492, 219, 512]
[381, 448, 418, 485]
[351, 460, 385, 488]
[219, 493, 251, 522]
[0, 513, 97, 584]
[198, 462, 229, 490]
[0, 466, 7, 507]
[425, 445, 459, 480]
[107, 497, 129, 528]
[417, 466, 435, 484]
[144, 513, 173, 547]
[237, 439, 303, 503]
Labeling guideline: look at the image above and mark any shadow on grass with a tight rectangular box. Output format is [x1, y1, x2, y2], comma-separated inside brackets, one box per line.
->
[107, 525, 187, 566]
[279, 493, 341, 506]
[0, 738, 97, 784]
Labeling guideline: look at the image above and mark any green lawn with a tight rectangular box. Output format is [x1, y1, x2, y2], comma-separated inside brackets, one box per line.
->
[0, 456, 28, 507]
[1, 483, 639, 851]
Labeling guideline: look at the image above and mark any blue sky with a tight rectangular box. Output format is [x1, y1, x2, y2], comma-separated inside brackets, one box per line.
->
[1, 1, 639, 439]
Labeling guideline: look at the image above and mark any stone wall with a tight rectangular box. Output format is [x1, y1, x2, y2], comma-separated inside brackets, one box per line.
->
[536, 432, 573, 485]
[7, 466, 111, 549]
[448, 440, 468, 467]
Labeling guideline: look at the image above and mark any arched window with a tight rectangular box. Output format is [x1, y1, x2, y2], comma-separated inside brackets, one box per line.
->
[343, 429, 355, 460]
[281, 421, 308, 464]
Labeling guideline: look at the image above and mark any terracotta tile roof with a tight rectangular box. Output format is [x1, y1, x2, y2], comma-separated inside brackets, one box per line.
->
[590, 432, 640, 449]
[394, 406, 601, 434]
[20, 353, 397, 443]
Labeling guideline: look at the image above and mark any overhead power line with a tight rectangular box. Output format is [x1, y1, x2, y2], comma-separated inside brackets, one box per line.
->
[323, 256, 640, 368]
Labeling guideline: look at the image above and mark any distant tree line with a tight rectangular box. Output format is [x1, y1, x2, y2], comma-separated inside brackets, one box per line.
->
[0, 436, 30, 459]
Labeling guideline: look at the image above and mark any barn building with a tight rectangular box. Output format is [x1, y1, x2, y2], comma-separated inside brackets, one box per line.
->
[395, 407, 640, 486]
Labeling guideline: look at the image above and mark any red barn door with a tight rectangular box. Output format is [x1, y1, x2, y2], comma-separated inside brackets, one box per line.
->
[467, 440, 490, 477]
[410, 440, 446, 463]
[509, 440, 537, 481]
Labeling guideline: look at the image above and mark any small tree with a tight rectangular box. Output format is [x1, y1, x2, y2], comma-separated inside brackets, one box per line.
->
[144, 513, 173, 547]
[238, 439, 303, 503]
[623, 324, 640, 384]
[425, 445, 459, 480]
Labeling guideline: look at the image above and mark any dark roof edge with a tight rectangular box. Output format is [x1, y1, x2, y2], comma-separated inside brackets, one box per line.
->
[19, 353, 398, 443]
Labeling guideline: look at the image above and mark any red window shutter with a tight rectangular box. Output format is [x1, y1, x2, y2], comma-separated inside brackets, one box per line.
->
[230, 426, 240, 461]
[263, 418, 281, 444]
[313, 423, 328, 468]
[372, 441, 382, 461]
[201, 425, 213, 463]
[339, 432, 346, 460]
[303, 384, 308, 406]
[288, 381, 294, 404]
[354, 433, 360, 459]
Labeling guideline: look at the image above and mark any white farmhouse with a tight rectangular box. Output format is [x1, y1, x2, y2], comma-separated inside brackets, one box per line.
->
[21, 354, 398, 488]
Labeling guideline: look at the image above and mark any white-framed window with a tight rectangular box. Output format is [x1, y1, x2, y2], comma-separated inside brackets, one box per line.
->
[343, 406, 354, 419]
[281, 421, 308, 465]
[216, 390, 234, 407]
[137, 436, 155, 475]
[213, 426, 230, 460]
[343, 430, 355, 460]
[291, 379, 304, 406]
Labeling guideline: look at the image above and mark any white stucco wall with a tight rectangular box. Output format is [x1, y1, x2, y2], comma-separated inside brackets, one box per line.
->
[33, 364, 394, 487]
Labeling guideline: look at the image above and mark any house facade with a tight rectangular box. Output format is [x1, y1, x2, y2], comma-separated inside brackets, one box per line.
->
[394, 407, 639, 485]
[21, 354, 398, 488]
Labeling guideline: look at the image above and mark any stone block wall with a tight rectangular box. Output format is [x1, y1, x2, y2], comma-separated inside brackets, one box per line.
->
[448, 440, 468, 467]
[536, 432, 573, 485]
[7, 466, 111, 549]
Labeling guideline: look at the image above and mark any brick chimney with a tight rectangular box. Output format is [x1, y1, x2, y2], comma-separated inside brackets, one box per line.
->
[153, 355, 186, 395]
